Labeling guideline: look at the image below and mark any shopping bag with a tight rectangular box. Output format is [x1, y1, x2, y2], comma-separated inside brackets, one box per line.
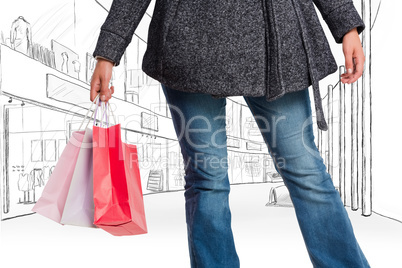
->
[92, 105, 147, 236]
[32, 94, 100, 224]
[60, 127, 97, 228]
[31, 130, 85, 223]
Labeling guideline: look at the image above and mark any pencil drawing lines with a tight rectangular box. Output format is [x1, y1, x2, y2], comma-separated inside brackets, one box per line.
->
[361, 0, 373, 217]
[52, 40, 79, 79]
[141, 112, 159, 132]
[0, 4, 299, 220]
[265, 171, 283, 183]
[10, 16, 32, 55]
[0, 0, 398, 227]
[227, 137, 241, 149]
[244, 117, 261, 137]
[350, 81, 359, 211]
[146, 170, 164, 192]
[266, 185, 293, 207]
[246, 141, 262, 151]
[371, 0, 382, 30]
[318, 64, 372, 217]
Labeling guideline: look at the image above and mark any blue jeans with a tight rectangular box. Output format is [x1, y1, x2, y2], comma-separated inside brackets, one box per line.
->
[161, 84, 370, 268]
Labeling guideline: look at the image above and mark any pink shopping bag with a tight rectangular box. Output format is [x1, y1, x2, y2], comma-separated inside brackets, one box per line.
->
[32, 94, 100, 224]
[31, 131, 85, 223]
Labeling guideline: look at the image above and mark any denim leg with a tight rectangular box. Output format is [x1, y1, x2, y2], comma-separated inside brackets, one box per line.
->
[244, 88, 370, 268]
[161, 84, 240, 268]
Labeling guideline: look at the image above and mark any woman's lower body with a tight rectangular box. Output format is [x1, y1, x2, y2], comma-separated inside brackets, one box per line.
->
[161, 84, 370, 268]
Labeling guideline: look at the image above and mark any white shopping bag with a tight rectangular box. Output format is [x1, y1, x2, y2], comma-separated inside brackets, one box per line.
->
[60, 97, 109, 228]
[60, 127, 97, 228]
[60, 96, 107, 228]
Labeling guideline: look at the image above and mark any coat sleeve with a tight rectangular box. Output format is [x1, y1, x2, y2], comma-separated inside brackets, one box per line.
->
[312, 0, 365, 43]
[92, 0, 152, 66]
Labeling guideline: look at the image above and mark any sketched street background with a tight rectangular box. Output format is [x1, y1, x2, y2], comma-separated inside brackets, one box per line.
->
[0, 0, 401, 267]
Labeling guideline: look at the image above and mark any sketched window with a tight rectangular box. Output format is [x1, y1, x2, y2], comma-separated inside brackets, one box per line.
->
[31, 140, 43, 162]
[141, 112, 158, 131]
[58, 139, 67, 158]
[44, 139, 57, 162]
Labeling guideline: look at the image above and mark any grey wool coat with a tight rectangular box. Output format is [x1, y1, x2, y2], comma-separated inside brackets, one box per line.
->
[93, 0, 365, 131]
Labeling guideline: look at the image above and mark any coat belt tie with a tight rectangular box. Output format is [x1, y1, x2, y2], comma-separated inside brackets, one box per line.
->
[289, 0, 329, 131]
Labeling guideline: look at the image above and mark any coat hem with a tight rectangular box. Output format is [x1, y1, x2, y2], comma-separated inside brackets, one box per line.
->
[143, 62, 337, 102]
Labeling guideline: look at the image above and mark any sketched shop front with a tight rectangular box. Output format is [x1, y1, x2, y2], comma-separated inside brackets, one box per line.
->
[1, 98, 67, 219]
[1, 39, 278, 220]
[0, 42, 90, 219]
[0, 43, 177, 220]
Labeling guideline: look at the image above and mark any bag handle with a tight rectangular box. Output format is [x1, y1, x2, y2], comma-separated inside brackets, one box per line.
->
[78, 93, 100, 131]
[93, 99, 117, 128]
[96, 99, 117, 127]
[100, 101, 108, 127]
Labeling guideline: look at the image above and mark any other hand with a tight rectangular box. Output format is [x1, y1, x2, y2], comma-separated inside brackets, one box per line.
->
[90, 58, 115, 102]
[341, 28, 365, 84]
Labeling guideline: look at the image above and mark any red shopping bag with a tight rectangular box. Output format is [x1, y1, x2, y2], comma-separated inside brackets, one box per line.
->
[93, 123, 147, 236]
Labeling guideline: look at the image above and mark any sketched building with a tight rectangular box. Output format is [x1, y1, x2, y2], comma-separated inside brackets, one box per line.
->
[313, 1, 374, 217]
[1, 0, 377, 223]
[0, 8, 277, 220]
[10, 16, 32, 56]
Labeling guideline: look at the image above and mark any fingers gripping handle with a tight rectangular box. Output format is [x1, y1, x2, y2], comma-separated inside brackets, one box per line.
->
[78, 93, 117, 130]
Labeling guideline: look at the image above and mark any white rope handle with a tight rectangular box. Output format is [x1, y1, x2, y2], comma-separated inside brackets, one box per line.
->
[84, 93, 117, 129]
[87, 95, 102, 129]
[98, 100, 117, 128]
[93, 100, 100, 126]
[100, 101, 108, 127]
[78, 93, 100, 131]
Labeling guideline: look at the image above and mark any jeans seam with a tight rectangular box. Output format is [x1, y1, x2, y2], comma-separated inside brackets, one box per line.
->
[162, 84, 201, 268]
